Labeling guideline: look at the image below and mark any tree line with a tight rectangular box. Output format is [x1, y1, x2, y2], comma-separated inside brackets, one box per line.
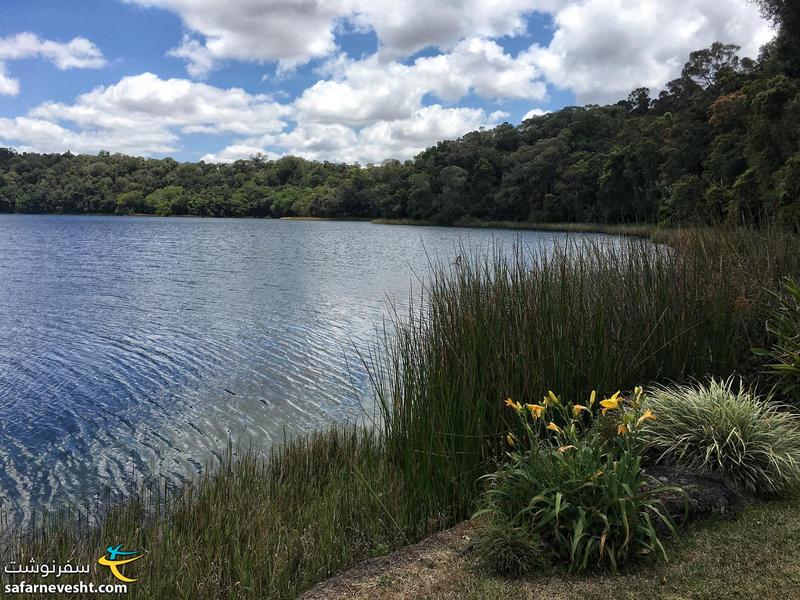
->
[1, 2, 798, 227]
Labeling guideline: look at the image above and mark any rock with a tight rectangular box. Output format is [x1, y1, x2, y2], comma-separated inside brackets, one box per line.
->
[642, 465, 746, 523]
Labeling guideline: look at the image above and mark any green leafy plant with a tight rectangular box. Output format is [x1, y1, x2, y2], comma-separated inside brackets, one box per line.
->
[474, 390, 677, 574]
[756, 277, 800, 404]
[641, 379, 800, 495]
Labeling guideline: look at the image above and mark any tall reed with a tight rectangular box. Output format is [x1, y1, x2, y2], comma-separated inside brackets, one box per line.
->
[370, 228, 800, 529]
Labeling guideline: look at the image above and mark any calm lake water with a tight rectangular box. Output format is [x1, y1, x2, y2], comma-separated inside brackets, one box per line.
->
[0, 215, 604, 525]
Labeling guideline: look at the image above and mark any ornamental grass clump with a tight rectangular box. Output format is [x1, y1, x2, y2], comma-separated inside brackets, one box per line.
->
[641, 379, 800, 495]
[475, 389, 677, 574]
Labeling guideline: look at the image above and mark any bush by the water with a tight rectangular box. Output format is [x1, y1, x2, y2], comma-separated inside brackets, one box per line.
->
[474, 389, 677, 574]
[641, 379, 800, 495]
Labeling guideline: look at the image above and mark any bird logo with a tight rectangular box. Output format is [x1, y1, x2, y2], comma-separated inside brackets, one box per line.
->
[97, 545, 143, 583]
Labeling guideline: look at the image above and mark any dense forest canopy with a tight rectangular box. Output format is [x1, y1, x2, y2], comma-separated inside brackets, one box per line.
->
[0, 4, 798, 227]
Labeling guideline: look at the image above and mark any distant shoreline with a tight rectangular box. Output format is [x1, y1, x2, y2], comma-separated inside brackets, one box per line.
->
[0, 211, 659, 237]
[372, 217, 658, 237]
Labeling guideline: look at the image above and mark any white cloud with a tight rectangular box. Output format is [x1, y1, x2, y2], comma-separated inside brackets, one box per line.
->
[201, 144, 281, 162]
[124, 0, 770, 105]
[166, 35, 217, 78]
[351, 0, 565, 59]
[296, 38, 546, 127]
[127, 0, 349, 73]
[351, 104, 497, 162]
[523, 107, 550, 119]
[127, 0, 564, 76]
[0, 73, 291, 155]
[31, 73, 290, 135]
[0, 63, 20, 96]
[204, 104, 504, 164]
[528, 0, 774, 104]
[0, 32, 106, 96]
[0, 115, 178, 155]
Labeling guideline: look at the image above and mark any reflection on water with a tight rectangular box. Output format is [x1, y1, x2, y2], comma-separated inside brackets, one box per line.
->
[0, 215, 604, 525]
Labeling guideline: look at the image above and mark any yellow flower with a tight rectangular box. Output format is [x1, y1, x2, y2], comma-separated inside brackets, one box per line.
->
[572, 404, 588, 417]
[526, 403, 545, 418]
[557, 445, 575, 453]
[505, 398, 521, 410]
[546, 422, 562, 434]
[600, 391, 622, 415]
[636, 409, 656, 426]
[617, 423, 628, 435]
[506, 434, 515, 447]
[589, 390, 597, 407]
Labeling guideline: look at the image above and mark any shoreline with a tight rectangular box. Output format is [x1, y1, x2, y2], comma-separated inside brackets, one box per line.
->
[371, 217, 659, 237]
[1, 211, 661, 237]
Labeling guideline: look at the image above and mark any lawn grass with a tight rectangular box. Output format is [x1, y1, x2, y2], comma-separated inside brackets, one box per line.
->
[446, 496, 800, 600]
[2, 227, 800, 599]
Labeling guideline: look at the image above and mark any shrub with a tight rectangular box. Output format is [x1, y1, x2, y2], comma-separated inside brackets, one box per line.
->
[756, 277, 800, 405]
[641, 379, 800, 495]
[474, 390, 677, 573]
[472, 515, 551, 577]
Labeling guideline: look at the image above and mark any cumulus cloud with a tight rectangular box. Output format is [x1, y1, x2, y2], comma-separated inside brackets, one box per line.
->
[529, 0, 774, 104]
[0, 63, 20, 96]
[203, 104, 504, 164]
[0, 73, 290, 155]
[522, 107, 550, 119]
[30, 73, 290, 134]
[127, 0, 349, 73]
[127, 0, 565, 75]
[125, 0, 770, 104]
[166, 35, 217, 78]
[0, 115, 177, 155]
[296, 38, 547, 127]
[351, 0, 565, 59]
[0, 32, 106, 96]
[200, 144, 281, 163]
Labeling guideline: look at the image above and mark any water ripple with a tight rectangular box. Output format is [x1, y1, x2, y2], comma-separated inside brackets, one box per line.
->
[0, 215, 606, 527]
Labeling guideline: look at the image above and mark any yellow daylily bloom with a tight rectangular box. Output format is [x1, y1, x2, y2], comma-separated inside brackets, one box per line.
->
[558, 445, 576, 453]
[600, 392, 622, 415]
[505, 398, 521, 410]
[546, 422, 562, 434]
[526, 403, 545, 419]
[636, 409, 656, 426]
[617, 423, 628, 435]
[572, 404, 588, 417]
[589, 390, 597, 407]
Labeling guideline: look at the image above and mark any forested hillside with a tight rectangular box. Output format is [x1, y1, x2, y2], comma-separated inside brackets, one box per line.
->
[1, 1, 798, 226]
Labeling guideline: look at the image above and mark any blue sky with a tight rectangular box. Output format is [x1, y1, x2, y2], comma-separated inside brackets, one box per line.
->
[0, 0, 773, 163]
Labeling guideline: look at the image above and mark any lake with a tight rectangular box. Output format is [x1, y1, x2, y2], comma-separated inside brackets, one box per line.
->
[0, 215, 603, 525]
